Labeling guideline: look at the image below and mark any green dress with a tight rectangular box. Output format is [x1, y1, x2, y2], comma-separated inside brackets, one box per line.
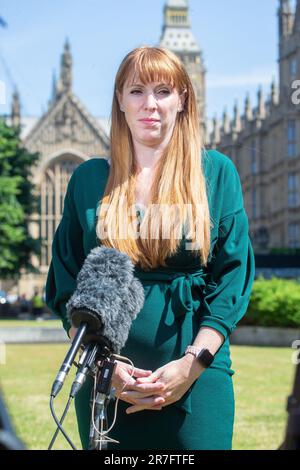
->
[45, 149, 255, 450]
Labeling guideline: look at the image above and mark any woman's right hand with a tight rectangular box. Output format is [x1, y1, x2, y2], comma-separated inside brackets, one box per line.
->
[109, 360, 166, 411]
[68, 327, 165, 412]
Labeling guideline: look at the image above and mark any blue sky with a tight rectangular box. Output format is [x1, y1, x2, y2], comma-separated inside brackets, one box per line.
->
[0, 0, 290, 122]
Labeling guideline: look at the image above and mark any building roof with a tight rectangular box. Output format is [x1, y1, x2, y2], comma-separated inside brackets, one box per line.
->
[17, 115, 110, 141]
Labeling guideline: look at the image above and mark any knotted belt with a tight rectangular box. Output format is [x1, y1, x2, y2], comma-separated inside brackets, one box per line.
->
[133, 266, 217, 414]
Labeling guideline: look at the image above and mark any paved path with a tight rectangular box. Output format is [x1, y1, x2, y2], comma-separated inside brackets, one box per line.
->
[0, 326, 299, 347]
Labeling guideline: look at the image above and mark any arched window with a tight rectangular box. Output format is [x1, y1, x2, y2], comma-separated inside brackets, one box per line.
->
[39, 155, 82, 268]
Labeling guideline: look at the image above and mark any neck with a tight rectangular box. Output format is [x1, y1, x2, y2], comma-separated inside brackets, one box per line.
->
[132, 138, 170, 173]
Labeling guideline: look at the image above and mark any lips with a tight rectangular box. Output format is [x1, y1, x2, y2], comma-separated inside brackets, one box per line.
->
[139, 118, 160, 123]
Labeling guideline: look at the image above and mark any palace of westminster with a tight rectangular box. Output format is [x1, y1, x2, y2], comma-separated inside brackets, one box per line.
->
[2, 0, 300, 296]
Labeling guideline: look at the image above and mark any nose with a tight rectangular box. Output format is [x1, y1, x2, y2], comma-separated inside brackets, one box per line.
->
[144, 92, 158, 110]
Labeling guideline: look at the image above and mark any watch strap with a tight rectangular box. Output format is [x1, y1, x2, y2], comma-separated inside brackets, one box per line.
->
[184, 345, 215, 368]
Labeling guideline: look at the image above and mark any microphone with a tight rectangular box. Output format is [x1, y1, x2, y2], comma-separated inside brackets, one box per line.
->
[50, 322, 89, 397]
[69, 343, 99, 398]
[50, 246, 145, 397]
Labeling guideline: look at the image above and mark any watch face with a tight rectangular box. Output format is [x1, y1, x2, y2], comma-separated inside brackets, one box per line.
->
[197, 349, 214, 367]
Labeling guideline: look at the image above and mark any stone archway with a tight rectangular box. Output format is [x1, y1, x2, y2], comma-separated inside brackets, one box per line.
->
[39, 153, 83, 270]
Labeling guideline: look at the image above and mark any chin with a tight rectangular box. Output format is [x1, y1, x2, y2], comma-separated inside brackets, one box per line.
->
[143, 133, 160, 139]
[137, 131, 160, 142]
[142, 137, 162, 146]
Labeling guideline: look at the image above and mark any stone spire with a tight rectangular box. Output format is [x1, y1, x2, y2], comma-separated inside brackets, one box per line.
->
[270, 77, 279, 106]
[61, 38, 72, 91]
[257, 87, 266, 120]
[232, 101, 241, 133]
[159, 0, 206, 132]
[11, 88, 21, 128]
[222, 107, 230, 135]
[56, 38, 72, 99]
[278, 0, 293, 38]
[244, 93, 253, 121]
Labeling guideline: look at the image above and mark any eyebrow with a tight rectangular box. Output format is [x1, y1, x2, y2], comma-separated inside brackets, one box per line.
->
[128, 82, 171, 88]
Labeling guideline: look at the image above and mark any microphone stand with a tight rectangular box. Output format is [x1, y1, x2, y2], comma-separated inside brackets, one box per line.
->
[89, 356, 117, 450]
[49, 328, 118, 450]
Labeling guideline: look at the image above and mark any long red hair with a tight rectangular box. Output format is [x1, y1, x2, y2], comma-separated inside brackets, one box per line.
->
[96, 46, 212, 270]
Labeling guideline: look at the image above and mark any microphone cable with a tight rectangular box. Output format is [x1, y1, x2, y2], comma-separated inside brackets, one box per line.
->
[49, 395, 77, 450]
[90, 354, 135, 449]
[48, 352, 137, 450]
[48, 346, 88, 450]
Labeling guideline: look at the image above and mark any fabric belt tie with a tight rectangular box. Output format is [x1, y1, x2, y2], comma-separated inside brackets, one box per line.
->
[133, 267, 217, 415]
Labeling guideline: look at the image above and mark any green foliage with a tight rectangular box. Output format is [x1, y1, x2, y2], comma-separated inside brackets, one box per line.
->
[241, 276, 300, 327]
[0, 119, 41, 278]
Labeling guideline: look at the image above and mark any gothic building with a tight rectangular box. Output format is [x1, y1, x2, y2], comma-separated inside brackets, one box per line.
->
[2, 0, 300, 297]
[6, 40, 110, 296]
[209, 0, 300, 253]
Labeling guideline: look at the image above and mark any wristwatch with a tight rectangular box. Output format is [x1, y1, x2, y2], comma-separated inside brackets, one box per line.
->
[184, 345, 215, 368]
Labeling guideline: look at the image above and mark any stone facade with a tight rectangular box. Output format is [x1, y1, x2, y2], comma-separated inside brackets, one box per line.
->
[2, 40, 110, 297]
[209, 0, 300, 254]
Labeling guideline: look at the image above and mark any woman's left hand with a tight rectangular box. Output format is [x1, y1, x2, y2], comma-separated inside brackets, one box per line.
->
[122, 355, 204, 414]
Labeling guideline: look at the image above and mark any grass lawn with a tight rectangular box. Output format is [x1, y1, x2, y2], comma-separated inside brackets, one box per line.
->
[0, 344, 295, 450]
[231, 346, 294, 450]
[1, 344, 81, 450]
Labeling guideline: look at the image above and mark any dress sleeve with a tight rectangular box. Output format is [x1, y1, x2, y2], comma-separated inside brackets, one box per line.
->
[45, 169, 85, 336]
[200, 159, 255, 342]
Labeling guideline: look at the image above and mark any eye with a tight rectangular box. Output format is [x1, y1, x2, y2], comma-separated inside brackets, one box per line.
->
[130, 89, 143, 94]
[157, 89, 171, 95]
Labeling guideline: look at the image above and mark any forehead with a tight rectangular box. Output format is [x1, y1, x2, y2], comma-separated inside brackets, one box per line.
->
[125, 77, 172, 87]
[124, 69, 176, 89]
[125, 72, 175, 87]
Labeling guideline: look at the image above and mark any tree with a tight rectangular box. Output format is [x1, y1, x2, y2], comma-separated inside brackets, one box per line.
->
[0, 119, 41, 279]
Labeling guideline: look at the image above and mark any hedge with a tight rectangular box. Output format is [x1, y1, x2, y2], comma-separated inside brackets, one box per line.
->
[240, 276, 300, 328]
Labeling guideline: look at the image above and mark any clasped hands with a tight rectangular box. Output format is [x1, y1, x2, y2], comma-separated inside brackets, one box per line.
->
[110, 356, 204, 414]
[69, 326, 203, 414]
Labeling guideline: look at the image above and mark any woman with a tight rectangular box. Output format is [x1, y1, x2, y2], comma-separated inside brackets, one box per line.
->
[46, 46, 255, 450]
